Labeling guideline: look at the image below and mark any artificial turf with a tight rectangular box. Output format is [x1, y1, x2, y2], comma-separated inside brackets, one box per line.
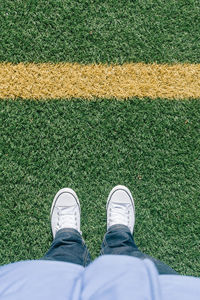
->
[1, 0, 200, 64]
[0, 0, 200, 278]
[0, 99, 200, 276]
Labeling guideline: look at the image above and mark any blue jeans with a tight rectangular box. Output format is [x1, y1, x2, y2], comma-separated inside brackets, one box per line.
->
[43, 224, 178, 275]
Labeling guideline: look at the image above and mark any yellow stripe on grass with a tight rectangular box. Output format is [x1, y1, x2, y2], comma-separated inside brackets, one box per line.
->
[1, 62, 200, 100]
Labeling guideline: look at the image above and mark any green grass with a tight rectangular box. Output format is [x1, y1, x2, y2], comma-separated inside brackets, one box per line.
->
[0, 0, 200, 64]
[0, 99, 200, 276]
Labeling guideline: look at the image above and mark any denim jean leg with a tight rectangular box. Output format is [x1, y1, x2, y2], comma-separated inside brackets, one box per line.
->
[42, 228, 92, 267]
[101, 224, 178, 275]
[100, 224, 139, 255]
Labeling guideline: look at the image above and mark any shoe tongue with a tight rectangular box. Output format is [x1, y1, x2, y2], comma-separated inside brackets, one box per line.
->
[112, 201, 130, 208]
[58, 205, 76, 214]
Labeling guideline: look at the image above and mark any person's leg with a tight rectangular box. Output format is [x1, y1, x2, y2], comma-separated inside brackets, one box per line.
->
[102, 185, 178, 275]
[42, 188, 91, 267]
[100, 224, 178, 275]
[43, 228, 91, 267]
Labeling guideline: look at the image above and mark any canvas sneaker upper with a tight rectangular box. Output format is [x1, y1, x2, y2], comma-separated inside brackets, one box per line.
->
[50, 188, 81, 238]
[107, 185, 135, 234]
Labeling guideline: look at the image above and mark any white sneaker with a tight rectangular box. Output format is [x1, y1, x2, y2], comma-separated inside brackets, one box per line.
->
[106, 185, 135, 234]
[50, 188, 81, 238]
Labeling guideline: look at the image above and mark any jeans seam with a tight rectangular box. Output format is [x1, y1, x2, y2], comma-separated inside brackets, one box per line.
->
[104, 235, 108, 247]
[83, 247, 89, 267]
[100, 235, 108, 255]
[100, 245, 104, 255]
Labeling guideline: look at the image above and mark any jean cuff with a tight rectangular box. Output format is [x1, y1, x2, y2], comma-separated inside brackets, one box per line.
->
[55, 228, 82, 238]
[107, 224, 131, 233]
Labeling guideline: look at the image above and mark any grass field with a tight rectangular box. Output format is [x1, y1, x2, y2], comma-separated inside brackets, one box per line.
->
[0, 0, 200, 277]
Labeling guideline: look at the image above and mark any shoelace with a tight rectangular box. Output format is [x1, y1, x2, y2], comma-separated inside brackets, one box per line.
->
[56, 206, 78, 231]
[108, 202, 131, 228]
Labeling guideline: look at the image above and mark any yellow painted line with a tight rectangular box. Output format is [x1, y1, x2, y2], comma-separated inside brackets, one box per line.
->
[1, 62, 200, 99]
